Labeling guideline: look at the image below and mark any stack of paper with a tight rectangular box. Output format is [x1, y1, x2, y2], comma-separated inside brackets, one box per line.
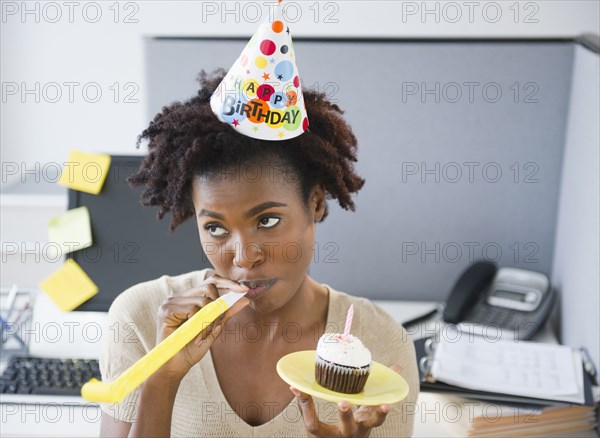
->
[430, 332, 586, 404]
[435, 394, 598, 437]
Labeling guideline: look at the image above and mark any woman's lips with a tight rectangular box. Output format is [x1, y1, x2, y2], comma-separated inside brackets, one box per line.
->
[240, 278, 277, 299]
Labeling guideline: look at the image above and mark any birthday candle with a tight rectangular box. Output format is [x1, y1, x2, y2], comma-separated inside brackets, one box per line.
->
[343, 304, 354, 340]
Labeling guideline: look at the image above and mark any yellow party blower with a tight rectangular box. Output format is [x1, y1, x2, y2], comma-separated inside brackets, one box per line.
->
[81, 291, 247, 403]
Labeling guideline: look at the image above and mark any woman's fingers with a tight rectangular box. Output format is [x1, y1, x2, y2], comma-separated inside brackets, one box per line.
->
[351, 363, 397, 426]
[290, 387, 327, 436]
[161, 274, 249, 325]
[194, 321, 224, 347]
[171, 285, 219, 300]
[390, 364, 402, 374]
[354, 404, 391, 429]
[172, 275, 248, 302]
[205, 274, 250, 293]
[160, 276, 250, 346]
[158, 303, 204, 324]
[152, 274, 250, 377]
[290, 387, 319, 428]
[162, 274, 249, 330]
[337, 401, 356, 436]
[164, 296, 213, 308]
[289, 388, 392, 437]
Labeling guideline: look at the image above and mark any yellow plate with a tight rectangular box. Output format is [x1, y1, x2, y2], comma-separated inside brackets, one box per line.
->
[276, 350, 409, 406]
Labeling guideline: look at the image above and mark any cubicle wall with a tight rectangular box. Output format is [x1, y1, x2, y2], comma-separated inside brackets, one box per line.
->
[551, 43, 600, 371]
[145, 38, 575, 301]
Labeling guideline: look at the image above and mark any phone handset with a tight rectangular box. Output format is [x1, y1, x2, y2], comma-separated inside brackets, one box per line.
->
[442, 261, 497, 324]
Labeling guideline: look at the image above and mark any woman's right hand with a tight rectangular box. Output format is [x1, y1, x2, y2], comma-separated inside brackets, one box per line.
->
[154, 274, 249, 379]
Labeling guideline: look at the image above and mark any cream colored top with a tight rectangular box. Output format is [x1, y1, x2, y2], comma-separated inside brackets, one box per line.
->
[99, 269, 419, 437]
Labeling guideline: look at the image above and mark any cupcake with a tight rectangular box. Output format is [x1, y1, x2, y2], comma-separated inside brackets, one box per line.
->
[315, 332, 372, 394]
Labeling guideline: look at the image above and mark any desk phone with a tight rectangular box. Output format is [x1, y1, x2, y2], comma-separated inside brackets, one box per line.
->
[443, 262, 556, 340]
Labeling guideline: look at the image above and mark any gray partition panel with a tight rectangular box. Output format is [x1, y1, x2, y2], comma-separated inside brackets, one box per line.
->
[145, 38, 574, 300]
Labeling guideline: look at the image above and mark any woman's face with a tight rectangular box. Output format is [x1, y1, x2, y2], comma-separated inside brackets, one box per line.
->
[191, 161, 325, 313]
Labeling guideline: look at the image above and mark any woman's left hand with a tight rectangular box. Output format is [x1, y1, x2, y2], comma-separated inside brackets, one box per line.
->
[289, 365, 402, 438]
[289, 388, 391, 438]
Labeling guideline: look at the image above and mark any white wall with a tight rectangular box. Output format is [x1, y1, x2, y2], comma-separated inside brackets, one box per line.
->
[552, 44, 600, 371]
[1, 1, 599, 189]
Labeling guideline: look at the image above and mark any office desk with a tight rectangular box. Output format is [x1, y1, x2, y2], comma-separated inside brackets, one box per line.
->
[1, 301, 597, 437]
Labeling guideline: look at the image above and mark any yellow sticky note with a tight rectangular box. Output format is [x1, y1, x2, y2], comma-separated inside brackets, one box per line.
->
[58, 150, 111, 195]
[39, 259, 98, 311]
[48, 206, 93, 256]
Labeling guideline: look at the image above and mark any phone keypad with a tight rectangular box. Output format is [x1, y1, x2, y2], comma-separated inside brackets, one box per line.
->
[467, 306, 519, 330]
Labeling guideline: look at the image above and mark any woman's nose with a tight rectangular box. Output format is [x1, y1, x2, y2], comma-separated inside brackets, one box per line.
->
[232, 239, 264, 269]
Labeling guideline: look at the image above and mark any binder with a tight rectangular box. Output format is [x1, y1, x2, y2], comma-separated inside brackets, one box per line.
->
[414, 337, 596, 407]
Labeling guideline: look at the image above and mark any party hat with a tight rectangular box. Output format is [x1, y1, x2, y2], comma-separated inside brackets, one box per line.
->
[210, 1, 309, 141]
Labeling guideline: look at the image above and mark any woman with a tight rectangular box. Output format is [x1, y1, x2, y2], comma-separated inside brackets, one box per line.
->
[99, 69, 419, 437]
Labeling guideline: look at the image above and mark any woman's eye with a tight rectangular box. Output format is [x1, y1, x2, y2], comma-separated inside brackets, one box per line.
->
[259, 217, 280, 228]
[205, 224, 227, 237]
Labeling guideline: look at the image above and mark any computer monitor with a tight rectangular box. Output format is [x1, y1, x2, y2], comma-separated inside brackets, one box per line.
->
[67, 155, 210, 312]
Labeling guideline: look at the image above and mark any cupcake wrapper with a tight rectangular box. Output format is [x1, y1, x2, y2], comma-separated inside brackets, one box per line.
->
[315, 356, 371, 394]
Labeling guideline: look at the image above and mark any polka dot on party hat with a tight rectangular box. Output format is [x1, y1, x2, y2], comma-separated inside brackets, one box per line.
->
[209, 0, 308, 141]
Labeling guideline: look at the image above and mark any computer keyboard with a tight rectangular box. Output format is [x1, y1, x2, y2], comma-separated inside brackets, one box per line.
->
[0, 356, 101, 396]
